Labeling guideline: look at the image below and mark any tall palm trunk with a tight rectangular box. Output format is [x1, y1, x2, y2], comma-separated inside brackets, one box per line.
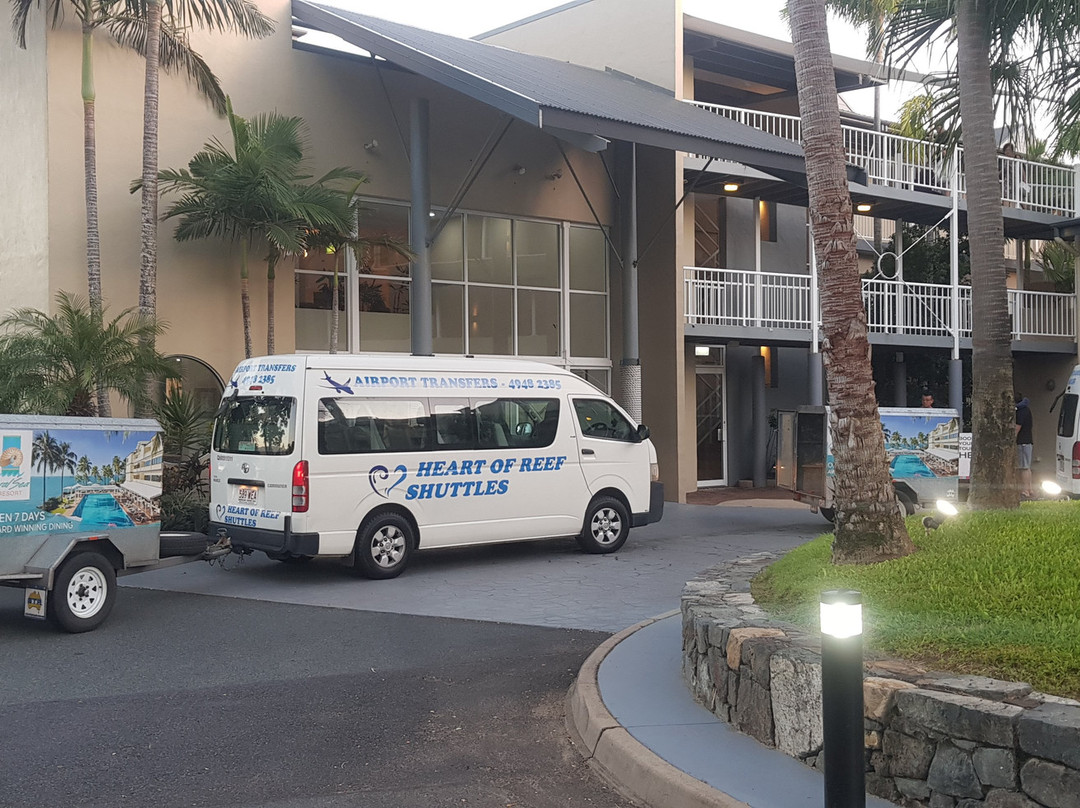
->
[240, 235, 253, 358]
[790, 0, 913, 563]
[266, 248, 278, 354]
[80, 21, 110, 417]
[329, 250, 341, 354]
[956, 0, 1016, 509]
[136, 0, 163, 416]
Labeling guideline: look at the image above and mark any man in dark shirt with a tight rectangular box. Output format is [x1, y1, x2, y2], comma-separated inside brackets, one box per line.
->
[1015, 392, 1034, 497]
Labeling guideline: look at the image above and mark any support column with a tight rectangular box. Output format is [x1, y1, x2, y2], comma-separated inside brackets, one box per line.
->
[893, 352, 907, 407]
[618, 142, 641, 422]
[949, 358, 963, 414]
[409, 98, 433, 356]
[809, 352, 824, 406]
[752, 353, 767, 487]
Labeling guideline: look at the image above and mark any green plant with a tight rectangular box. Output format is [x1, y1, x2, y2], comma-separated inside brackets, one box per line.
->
[0, 291, 177, 416]
[751, 502, 1080, 697]
[160, 488, 209, 532]
[1038, 240, 1077, 292]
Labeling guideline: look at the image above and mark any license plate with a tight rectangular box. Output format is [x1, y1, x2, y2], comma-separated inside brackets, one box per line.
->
[237, 486, 258, 505]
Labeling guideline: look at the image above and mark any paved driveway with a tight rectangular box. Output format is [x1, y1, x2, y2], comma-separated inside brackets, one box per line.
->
[125, 502, 824, 631]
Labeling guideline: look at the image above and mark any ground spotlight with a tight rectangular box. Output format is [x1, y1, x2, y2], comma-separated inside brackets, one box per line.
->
[921, 499, 958, 533]
[1041, 480, 1069, 501]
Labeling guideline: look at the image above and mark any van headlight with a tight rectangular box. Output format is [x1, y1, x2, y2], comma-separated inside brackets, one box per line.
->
[650, 462, 660, 482]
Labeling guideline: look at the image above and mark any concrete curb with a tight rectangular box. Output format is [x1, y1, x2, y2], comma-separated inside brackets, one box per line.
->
[566, 610, 750, 808]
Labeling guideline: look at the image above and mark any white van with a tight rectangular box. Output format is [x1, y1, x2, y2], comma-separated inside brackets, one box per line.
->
[1055, 364, 1080, 496]
[209, 355, 663, 577]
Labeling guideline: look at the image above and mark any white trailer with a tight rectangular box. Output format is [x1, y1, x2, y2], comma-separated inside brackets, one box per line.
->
[0, 415, 224, 632]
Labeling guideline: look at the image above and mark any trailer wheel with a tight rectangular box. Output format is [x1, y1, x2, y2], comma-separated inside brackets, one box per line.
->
[896, 490, 916, 516]
[819, 507, 835, 523]
[49, 551, 116, 633]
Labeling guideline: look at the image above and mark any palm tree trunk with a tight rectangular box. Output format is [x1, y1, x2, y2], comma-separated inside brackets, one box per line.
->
[240, 235, 253, 358]
[330, 251, 341, 354]
[136, 0, 163, 417]
[81, 24, 110, 418]
[956, 0, 1017, 509]
[266, 250, 277, 355]
[790, 0, 913, 563]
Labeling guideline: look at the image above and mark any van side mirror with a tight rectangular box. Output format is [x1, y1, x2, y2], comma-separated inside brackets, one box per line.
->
[636, 424, 650, 442]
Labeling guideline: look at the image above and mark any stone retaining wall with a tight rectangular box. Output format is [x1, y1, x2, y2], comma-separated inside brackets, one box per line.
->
[682, 553, 1080, 808]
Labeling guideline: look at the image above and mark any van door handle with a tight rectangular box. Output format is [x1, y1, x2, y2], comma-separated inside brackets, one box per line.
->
[581, 448, 595, 456]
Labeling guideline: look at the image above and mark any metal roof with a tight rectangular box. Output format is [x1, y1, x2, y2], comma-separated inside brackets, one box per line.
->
[291, 1, 812, 180]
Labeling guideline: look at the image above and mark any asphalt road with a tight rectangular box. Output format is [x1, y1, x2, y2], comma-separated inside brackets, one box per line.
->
[0, 503, 823, 808]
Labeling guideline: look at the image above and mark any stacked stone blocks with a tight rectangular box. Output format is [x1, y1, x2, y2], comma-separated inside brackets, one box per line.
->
[682, 555, 1080, 808]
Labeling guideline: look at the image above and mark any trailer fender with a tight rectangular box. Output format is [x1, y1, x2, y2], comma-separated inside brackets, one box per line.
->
[23, 533, 122, 590]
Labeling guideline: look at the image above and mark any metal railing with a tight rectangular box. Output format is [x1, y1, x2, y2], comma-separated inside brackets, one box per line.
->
[684, 267, 1076, 341]
[688, 101, 1080, 217]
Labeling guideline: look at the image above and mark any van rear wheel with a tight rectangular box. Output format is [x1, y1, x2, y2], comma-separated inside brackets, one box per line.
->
[354, 512, 413, 579]
[577, 496, 629, 554]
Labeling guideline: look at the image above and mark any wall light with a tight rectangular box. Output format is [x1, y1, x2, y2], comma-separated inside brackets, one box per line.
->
[546, 169, 563, 180]
[695, 345, 711, 356]
[856, 203, 873, 213]
[512, 164, 526, 175]
[364, 139, 379, 151]
[820, 589, 865, 808]
[723, 183, 740, 192]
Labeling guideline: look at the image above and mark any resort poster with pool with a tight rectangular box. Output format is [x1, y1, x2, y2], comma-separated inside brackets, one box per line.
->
[0, 427, 162, 538]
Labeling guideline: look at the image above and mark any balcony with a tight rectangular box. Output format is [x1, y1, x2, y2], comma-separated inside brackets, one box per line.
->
[689, 102, 1080, 217]
[684, 267, 1076, 344]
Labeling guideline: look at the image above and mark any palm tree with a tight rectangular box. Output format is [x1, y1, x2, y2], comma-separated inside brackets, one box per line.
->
[10, 0, 260, 415]
[135, 0, 273, 379]
[91, 464, 100, 483]
[154, 101, 364, 357]
[789, 0, 914, 563]
[57, 441, 77, 498]
[77, 455, 91, 484]
[0, 291, 177, 416]
[111, 455, 124, 484]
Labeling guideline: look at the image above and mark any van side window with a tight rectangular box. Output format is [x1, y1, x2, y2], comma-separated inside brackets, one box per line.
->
[1058, 394, 1078, 438]
[474, 398, 560, 449]
[318, 398, 426, 454]
[573, 398, 635, 442]
[431, 399, 475, 450]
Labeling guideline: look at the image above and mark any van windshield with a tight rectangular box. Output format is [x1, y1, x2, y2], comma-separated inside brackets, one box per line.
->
[213, 396, 296, 455]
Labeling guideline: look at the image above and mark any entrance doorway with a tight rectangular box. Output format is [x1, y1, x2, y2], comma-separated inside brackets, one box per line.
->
[695, 347, 726, 486]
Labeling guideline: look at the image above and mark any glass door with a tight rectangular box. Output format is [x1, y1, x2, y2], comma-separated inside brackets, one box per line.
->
[696, 362, 727, 487]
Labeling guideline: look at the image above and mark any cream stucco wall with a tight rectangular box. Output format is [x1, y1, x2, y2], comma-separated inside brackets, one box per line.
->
[480, 0, 682, 95]
[33, 0, 613, 384]
[1, 16, 50, 312]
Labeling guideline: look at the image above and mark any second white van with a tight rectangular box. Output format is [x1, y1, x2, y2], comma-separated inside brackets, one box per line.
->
[209, 355, 663, 577]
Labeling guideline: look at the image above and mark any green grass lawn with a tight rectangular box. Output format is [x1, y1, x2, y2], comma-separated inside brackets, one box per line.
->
[750, 501, 1080, 699]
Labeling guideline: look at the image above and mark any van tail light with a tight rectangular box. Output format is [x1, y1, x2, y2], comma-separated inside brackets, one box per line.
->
[1072, 442, 1080, 480]
[292, 460, 309, 512]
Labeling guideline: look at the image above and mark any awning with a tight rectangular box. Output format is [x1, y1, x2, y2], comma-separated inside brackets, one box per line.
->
[291, 1, 817, 182]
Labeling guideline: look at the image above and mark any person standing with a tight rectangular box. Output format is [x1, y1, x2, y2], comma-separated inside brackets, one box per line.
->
[921, 390, 935, 408]
[1015, 391, 1034, 498]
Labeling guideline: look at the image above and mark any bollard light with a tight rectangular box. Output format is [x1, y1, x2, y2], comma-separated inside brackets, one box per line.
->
[821, 589, 865, 808]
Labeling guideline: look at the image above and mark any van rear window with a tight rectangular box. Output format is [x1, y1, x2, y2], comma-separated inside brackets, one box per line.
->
[1058, 394, 1078, 438]
[213, 396, 296, 455]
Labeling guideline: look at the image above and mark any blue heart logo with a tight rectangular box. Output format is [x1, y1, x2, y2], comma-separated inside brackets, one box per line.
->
[369, 464, 408, 498]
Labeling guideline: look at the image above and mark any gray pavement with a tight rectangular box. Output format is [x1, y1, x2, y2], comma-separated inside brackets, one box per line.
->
[125, 502, 823, 632]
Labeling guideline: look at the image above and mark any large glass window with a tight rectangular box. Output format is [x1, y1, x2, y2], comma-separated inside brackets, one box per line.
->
[516, 220, 559, 288]
[467, 216, 512, 284]
[295, 200, 608, 372]
[569, 226, 607, 292]
[468, 286, 514, 355]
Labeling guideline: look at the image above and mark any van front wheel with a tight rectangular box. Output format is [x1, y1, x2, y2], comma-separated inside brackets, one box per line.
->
[354, 513, 413, 579]
[577, 496, 629, 554]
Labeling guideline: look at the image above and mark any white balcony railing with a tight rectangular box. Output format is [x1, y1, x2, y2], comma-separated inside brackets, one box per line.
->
[684, 267, 1076, 341]
[689, 102, 1080, 217]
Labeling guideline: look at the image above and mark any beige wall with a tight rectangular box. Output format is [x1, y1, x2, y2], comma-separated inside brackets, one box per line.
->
[33, 0, 613, 385]
[481, 0, 682, 95]
[1, 15, 50, 312]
